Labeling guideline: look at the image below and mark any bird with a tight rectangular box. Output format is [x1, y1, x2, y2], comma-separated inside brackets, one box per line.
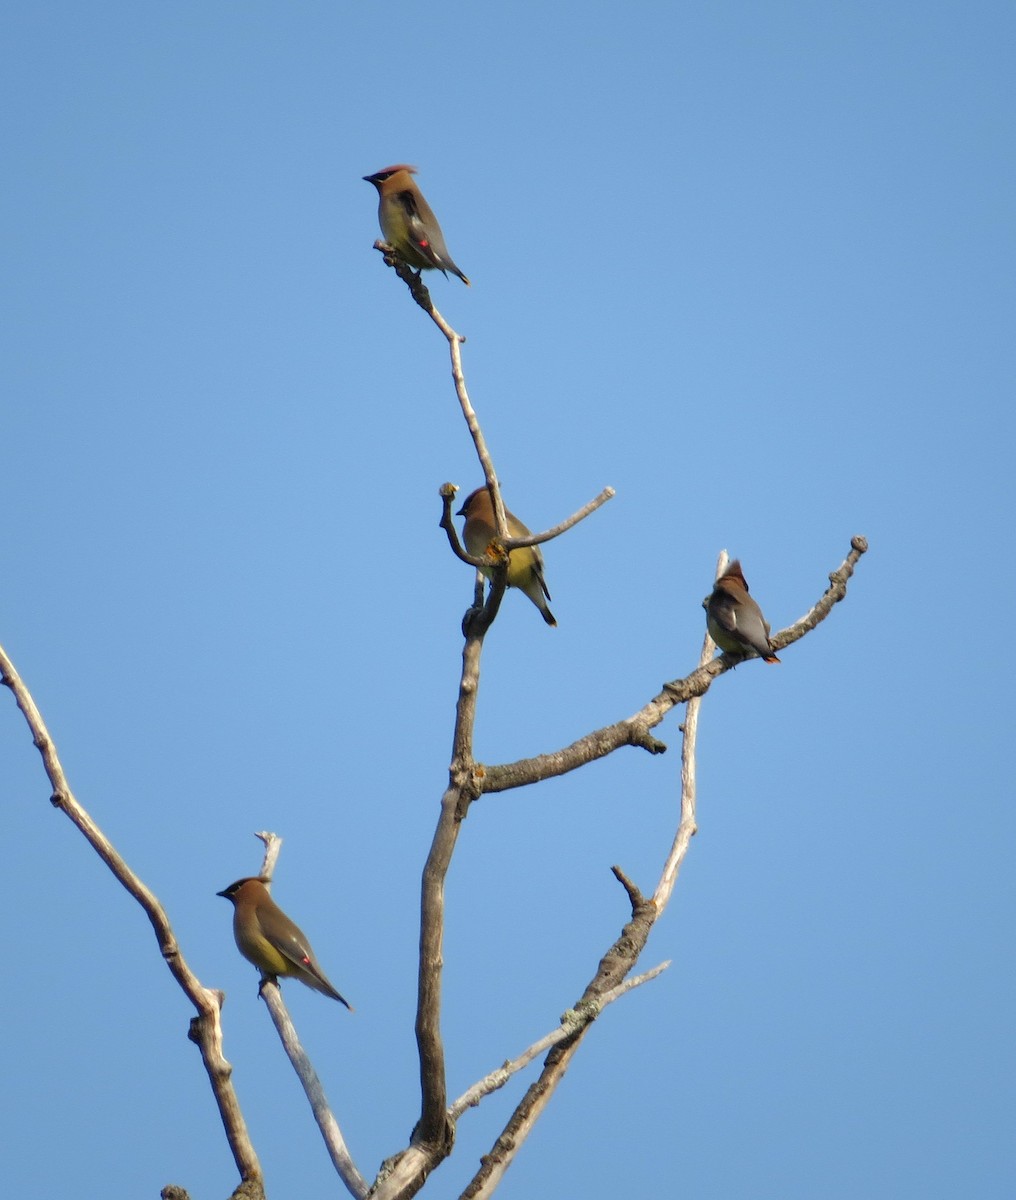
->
[457, 486, 556, 626]
[706, 559, 781, 663]
[363, 164, 470, 285]
[217, 877, 352, 1007]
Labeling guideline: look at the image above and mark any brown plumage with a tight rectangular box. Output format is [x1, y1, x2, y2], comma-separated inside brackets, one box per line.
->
[706, 559, 780, 663]
[217, 877, 351, 1008]
[457, 486, 556, 626]
[363, 164, 470, 285]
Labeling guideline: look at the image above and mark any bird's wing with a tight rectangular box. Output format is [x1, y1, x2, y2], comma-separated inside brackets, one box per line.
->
[396, 190, 447, 271]
[734, 602, 775, 657]
[709, 592, 740, 637]
[270, 922, 347, 997]
[259, 916, 313, 974]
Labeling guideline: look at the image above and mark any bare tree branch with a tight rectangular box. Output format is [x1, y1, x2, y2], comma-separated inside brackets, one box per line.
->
[501, 487, 616, 550]
[448, 961, 669, 1121]
[0, 641, 263, 1193]
[254, 830, 283, 878]
[373, 630, 493, 1200]
[653, 549, 723, 907]
[773, 534, 869, 650]
[243, 832, 368, 1199]
[456, 589, 723, 1198]
[438, 483, 498, 570]
[459, 869, 659, 1200]
[361, 263, 529, 1195]
[415, 785, 465, 1153]
[481, 535, 870, 794]
[437, 483, 615, 561]
[372, 242, 508, 540]
[260, 981, 369, 1199]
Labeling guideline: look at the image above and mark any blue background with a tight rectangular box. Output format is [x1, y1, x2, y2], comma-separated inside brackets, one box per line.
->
[2, 3, 1013, 1197]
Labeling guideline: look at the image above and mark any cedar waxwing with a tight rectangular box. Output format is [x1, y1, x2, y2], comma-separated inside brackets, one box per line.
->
[217, 877, 352, 1008]
[363, 165, 470, 285]
[457, 486, 556, 626]
[706, 560, 780, 663]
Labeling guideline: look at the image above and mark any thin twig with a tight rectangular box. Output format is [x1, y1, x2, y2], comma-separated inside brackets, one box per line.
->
[260, 982, 369, 1199]
[437, 483, 615, 562]
[774, 535, 870, 650]
[245, 831, 368, 1197]
[502, 487, 616, 549]
[448, 962, 669, 1120]
[458, 869, 659, 1199]
[254, 830, 283, 880]
[372, 242, 507, 539]
[0, 641, 262, 1191]
[438, 484, 497, 569]
[653, 553, 723, 907]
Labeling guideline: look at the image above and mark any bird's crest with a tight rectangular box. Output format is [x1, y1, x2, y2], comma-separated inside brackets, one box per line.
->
[366, 163, 418, 181]
[719, 559, 749, 590]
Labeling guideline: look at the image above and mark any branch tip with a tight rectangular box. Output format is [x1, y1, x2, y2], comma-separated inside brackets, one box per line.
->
[372, 240, 435, 312]
[610, 865, 646, 908]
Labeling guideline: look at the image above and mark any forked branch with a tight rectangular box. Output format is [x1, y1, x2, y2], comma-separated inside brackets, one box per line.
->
[0, 642, 263, 1196]
[370, 249, 870, 1200]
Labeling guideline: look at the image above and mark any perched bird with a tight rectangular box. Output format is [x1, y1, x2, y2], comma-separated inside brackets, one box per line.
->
[457, 486, 556, 626]
[706, 560, 781, 663]
[363, 164, 470, 285]
[217, 877, 352, 1008]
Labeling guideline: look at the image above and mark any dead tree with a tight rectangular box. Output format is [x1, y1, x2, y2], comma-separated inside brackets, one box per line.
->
[0, 243, 868, 1200]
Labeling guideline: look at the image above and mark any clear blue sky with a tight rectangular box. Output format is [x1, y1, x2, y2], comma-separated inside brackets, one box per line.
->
[3, 3, 1014, 1197]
